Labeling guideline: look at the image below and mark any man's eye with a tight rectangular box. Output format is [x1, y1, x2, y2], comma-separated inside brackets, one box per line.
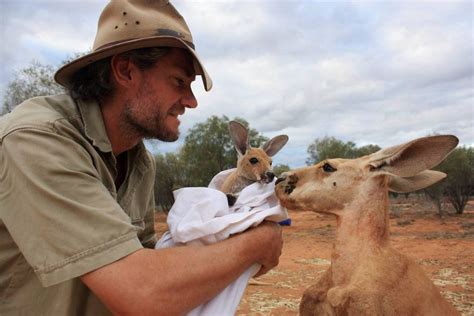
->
[175, 77, 185, 87]
[249, 157, 259, 164]
[322, 163, 337, 172]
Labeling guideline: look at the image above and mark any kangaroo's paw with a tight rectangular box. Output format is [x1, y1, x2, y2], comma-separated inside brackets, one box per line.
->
[327, 285, 354, 308]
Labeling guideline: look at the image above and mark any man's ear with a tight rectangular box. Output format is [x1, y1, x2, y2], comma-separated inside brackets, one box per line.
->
[110, 55, 136, 88]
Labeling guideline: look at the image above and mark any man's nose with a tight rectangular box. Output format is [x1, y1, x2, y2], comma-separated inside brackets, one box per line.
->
[182, 88, 198, 108]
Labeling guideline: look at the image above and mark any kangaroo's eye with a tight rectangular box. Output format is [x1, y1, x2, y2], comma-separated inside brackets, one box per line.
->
[322, 162, 337, 172]
[269, 161, 272, 166]
[249, 157, 259, 164]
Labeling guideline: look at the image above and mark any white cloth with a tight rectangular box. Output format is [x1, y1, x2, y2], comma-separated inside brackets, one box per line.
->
[155, 169, 288, 316]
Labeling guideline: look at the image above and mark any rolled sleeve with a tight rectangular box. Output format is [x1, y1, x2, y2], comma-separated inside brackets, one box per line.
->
[0, 127, 143, 287]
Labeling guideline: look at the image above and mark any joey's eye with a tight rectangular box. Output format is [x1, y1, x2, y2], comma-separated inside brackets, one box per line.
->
[269, 161, 272, 166]
[322, 162, 337, 172]
[249, 157, 259, 164]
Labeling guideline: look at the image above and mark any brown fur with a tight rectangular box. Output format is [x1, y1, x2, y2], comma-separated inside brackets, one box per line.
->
[275, 135, 459, 316]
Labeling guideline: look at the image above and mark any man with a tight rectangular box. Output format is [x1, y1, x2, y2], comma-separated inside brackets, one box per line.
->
[0, 0, 283, 315]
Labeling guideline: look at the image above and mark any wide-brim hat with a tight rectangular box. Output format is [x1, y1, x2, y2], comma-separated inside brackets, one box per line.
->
[54, 0, 212, 91]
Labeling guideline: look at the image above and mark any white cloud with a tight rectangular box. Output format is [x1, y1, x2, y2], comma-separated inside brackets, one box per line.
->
[1, 0, 473, 168]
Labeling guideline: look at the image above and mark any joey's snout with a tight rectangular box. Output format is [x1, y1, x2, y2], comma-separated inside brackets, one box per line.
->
[263, 171, 275, 183]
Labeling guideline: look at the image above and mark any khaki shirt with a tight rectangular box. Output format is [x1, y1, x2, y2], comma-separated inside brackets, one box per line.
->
[0, 94, 156, 315]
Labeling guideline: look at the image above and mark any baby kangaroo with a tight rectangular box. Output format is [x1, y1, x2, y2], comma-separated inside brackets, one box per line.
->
[221, 121, 288, 206]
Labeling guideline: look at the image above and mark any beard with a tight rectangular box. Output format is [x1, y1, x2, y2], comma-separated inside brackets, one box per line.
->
[121, 98, 181, 142]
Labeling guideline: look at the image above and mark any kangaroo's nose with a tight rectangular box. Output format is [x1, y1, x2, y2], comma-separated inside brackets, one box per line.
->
[266, 171, 275, 182]
[275, 175, 286, 185]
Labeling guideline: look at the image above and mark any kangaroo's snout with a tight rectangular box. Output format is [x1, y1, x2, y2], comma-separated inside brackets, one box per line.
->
[275, 175, 286, 185]
[275, 172, 298, 194]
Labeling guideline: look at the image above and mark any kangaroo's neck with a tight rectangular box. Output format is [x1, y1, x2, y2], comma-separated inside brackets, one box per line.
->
[222, 170, 255, 194]
[331, 179, 391, 284]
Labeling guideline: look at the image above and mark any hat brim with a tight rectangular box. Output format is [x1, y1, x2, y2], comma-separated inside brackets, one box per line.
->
[54, 36, 212, 91]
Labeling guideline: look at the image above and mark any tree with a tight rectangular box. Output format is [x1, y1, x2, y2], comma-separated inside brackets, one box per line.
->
[306, 137, 356, 165]
[2, 61, 64, 115]
[154, 152, 190, 212]
[439, 147, 474, 214]
[423, 146, 473, 215]
[1, 53, 85, 116]
[154, 116, 270, 210]
[273, 164, 290, 177]
[306, 136, 380, 165]
[354, 144, 381, 157]
[423, 181, 447, 216]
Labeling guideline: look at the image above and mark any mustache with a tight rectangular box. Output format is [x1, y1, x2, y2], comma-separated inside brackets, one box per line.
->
[168, 104, 186, 116]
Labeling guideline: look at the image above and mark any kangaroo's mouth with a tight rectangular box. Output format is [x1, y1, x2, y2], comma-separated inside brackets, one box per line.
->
[283, 183, 295, 194]
[260, 172, 275, 184]
[275, 173, 298, 195]
[275, 177, 285, 185]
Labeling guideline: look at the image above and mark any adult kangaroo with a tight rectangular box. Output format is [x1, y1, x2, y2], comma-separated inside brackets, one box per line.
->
[275, 135, 460, 316]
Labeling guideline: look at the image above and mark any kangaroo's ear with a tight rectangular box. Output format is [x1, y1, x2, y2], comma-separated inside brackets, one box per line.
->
[368, 135, 458, 177]
[228, 121, 249, 156]
[261, 135, 289, 157]
[388, 170, 446, 193]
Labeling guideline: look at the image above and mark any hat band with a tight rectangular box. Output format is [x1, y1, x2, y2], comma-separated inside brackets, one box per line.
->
[95, 32, 195, 52]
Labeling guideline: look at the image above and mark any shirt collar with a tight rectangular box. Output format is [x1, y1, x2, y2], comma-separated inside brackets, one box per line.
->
[75, 98, 153, 173]
[77, 98, 113, 153]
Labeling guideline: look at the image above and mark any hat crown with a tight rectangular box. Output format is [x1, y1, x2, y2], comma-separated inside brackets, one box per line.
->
[93, 0, 193, 51]
[54, 0, 212, 91]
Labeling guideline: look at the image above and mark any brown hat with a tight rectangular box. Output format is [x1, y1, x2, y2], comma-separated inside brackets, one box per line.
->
[54, 0, 212, 91]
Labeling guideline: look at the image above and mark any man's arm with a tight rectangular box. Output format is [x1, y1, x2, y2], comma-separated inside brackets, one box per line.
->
[81, 221, 282, 315]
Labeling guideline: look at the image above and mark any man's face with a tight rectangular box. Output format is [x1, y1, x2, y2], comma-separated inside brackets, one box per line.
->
[122, 48, 197, 142]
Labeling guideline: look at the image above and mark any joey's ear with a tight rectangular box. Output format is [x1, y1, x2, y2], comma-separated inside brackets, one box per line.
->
[261, 135, 289, 157]
[388, 170, 446, 193]
[368, 135, 458, 177]
[228, 121, 249, 156]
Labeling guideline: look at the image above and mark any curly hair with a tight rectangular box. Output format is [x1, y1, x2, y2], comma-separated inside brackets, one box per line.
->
[69, 47, 171, 102]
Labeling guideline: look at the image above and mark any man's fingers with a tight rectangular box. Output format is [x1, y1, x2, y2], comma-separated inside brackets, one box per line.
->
[250, 221, 284, 277]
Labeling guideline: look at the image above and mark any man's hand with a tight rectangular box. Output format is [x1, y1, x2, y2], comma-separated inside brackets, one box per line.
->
[81, 220, 283, 315]
[243, 221, 283, 277]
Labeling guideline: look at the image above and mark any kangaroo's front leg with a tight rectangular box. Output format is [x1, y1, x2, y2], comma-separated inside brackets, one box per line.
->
[300, 268, 335, 316]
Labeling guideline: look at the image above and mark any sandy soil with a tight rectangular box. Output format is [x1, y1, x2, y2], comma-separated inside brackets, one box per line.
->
[155, 196, 474, 315]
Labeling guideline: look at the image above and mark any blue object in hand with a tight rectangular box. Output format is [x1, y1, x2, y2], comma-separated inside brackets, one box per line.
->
[279, 218, 292, 226]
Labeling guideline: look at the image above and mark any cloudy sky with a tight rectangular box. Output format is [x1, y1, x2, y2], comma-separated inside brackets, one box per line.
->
[1, 0, 472, 167]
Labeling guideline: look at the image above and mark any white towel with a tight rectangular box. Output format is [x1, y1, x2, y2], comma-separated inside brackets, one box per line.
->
[155, 169, 288, 316]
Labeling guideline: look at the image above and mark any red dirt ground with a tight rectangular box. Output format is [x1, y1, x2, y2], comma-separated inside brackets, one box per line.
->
[155, 196, 474, 315]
